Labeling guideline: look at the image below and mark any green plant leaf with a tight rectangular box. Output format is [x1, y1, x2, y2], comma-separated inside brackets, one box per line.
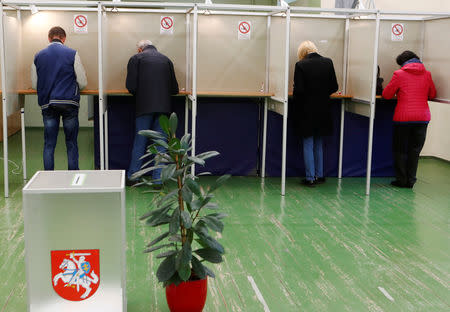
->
[194, 230, 224, 254]
[143, 243, 174, 253]
[190, 200, 202, 211]
[196, 151, 219, 161]
[163, 272, 183, 287]
[169, 209, 180, 234]
[168, 234, 182, 242]
[178, 262, 191, 281]
[204, 203, 219, 210]
[187, 156, 205, 166]
[175, 244, 192, 282]
[161, 164, 176, 183]
[146, 231, 170, 247]
[156, 253, 177, 283]
[201, 215, 224, 233]
[146, 214, 171, 227]
[181, 184, 193, 204]
[140, 203, 173, 221]
[180, 210, 192, 229]
[194, 248, 223, 263]
[159, 115, 170, 135]
[157, 189, 178, 206]
[203, 265, 216, 278]
[185, 178, 202, 198]
[169, 113, 178, 135]
[153, 139, 169, 149]
[191, 256, 206, 279]
[156, 250, 177, 259]
[138, 129, 166, 140]
[187, 229, 194, 244]
[208, 174, 231, 193]
[180, 133, 191, 150]
[207, 212, 228, 219]
[131, 165, 165, 181]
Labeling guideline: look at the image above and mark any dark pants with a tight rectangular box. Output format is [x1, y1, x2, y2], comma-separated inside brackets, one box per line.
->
[42, 105, 79, 170]
[392, 123, 427, 186]
[127, 113, 165, 183]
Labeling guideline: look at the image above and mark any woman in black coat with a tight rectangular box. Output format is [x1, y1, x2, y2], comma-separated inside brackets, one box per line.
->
[292, 41, 338, 186]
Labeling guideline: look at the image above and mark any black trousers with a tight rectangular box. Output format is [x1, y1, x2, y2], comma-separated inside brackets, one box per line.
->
[392, 123, 428, 186]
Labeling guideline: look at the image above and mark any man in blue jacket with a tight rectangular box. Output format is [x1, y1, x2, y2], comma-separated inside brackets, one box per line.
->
[31, 26, 87, 170]
[126, 40, 179, 187]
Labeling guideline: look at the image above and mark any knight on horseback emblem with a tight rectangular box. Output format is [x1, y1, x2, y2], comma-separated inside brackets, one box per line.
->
[51, 249, 100, 301]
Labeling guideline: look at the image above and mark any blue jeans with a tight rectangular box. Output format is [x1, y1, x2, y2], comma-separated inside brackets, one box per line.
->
[303, 135, 323, 181]
[128, 113, 166, 183]
[42, 105, 79, 170]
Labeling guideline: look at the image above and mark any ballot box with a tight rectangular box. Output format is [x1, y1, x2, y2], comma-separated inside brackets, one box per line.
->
[22, 170, 126, 312]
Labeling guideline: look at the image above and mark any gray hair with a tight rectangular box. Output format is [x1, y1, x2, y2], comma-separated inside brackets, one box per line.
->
[137, 39, 153, 50]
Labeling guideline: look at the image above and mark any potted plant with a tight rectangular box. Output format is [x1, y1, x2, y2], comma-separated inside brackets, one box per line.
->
[132, 112, 229, 312]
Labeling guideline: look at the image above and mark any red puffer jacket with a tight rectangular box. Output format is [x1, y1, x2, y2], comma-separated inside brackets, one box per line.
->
[382, 62, 436, 122]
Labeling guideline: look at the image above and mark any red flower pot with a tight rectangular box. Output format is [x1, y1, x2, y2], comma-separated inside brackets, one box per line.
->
[165, 277, 208, 312]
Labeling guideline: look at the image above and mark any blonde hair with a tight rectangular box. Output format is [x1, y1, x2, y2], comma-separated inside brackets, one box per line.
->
[297, 41, 318, 60]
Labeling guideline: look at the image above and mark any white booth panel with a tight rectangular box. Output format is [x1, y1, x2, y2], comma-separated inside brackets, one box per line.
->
[289, 18, 345, 94]
[3, 11, 21, 116]
[104, 12, 187, 91]
[197, 15, 267, 93]
[423, 18, 450, 102]
[347, 19, 376, 102]
[269, 16, 287, 99]
[23, 170, 126, 312]
[21, 11, 99, 90]
[378, 20, 423, 88]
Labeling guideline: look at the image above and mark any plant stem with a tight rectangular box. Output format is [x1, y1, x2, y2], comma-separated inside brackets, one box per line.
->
[175, 143, 186, 245]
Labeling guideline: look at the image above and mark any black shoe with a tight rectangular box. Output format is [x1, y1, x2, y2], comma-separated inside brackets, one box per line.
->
[390, 180, 406, 188]
[126, 178, 135, 187]
[315, 177, 326, 184]
[301, 179, 315, 187]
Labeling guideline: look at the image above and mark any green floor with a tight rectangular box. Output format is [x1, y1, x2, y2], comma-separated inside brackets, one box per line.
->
[1, 128, 449, 311]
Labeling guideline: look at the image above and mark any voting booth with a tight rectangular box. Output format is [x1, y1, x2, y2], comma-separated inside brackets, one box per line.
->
[1, 2, 449, 197]
[22, 170, 126, 311]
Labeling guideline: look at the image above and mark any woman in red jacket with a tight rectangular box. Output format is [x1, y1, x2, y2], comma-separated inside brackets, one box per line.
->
[382, 50, 436, 188]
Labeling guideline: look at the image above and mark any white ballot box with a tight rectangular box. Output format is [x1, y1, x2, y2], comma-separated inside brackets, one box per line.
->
[22, 170, 126, 312]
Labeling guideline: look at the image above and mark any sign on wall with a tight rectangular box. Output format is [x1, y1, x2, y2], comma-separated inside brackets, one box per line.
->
[160, 16, 174, 35]
[238, 21, 251, 40]
[73, 14, 88, 34]
[391, 23, 404, 41]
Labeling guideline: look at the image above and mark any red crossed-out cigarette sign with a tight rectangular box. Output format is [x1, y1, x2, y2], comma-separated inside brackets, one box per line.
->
[392, 23, 403, 36]
[239, 21, 250, 34]
[160, 16, 174, 34]
[74, 14, 88, 33]
[161, 17, 173, 30]
[391, 23, 404, 41]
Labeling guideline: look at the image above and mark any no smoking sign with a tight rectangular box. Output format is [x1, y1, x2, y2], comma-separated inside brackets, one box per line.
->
[74, 14, 88, 34]
[160, 16, 174, 35]
[238, 21, 251, 40]
[391, 23, 404, 41]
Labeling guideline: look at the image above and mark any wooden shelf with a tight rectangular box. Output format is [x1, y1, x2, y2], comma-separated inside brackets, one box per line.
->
[197, 91, 274, 97]
[288, 92, 352, 99]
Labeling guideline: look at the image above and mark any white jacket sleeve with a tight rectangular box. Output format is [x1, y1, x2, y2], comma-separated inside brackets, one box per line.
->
[31, 62, 37, 90]
[74, 52, 87, 90]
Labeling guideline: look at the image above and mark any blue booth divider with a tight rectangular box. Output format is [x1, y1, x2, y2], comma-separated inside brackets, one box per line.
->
[95, 97, 395, 177]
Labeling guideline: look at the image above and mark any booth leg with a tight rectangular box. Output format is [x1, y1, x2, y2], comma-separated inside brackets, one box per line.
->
[21, 107, 26, 181]
[338, 99, 345, 179]
[261, 98, 268, 178]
